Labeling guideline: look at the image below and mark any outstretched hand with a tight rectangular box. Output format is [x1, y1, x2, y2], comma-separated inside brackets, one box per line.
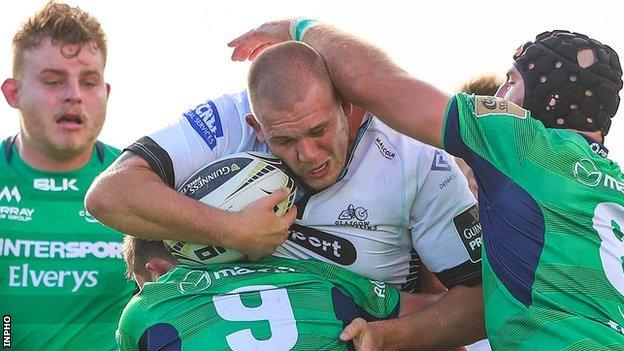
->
[228, 19, 291, 61]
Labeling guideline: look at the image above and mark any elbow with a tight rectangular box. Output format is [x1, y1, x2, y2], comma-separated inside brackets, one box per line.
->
[84, 176, 114, 222]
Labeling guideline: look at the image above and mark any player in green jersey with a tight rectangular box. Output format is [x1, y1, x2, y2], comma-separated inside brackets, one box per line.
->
[0, 3, 135, 350]
[229, 23, 624, 350]
[118, 237, 407, 351]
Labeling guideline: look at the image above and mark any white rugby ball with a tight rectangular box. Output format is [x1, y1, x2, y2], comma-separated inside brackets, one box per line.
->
[165, 151, 297, 265]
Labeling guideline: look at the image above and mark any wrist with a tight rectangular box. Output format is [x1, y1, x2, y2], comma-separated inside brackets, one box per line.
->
[288, 17, 318, 41]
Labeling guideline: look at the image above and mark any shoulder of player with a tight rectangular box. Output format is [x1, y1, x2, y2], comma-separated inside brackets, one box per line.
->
[117, 293, 149, 333]
[185, 90, 251, 121]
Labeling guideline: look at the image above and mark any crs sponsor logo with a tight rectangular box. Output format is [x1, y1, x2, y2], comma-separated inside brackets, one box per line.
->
[184, 100, 224, 150]
[335, 204, 378, 231]
[33, 178, 78, 192]
[453, 205, 482, 263]
[79, 208, 99, 223]
[373, 137, 396, 160]
[431, 150, 452, 172]
[287, 224, 357, 265]
[0, 186, 34, 222]
[573, 158, 624, 193]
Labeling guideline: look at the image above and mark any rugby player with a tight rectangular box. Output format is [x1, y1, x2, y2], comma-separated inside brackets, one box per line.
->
[0, 3, 135, 350]
[117, 237, 450, 351]
[86, 23, 486, 351]
[229, 20, 624, 350]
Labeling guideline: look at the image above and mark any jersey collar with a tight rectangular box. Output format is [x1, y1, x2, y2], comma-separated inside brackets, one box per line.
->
[337, 112, 374, 180]
[2, 134, 106, 164]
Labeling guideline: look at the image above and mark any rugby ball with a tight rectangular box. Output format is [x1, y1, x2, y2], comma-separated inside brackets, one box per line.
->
[165, 151, 297, 265]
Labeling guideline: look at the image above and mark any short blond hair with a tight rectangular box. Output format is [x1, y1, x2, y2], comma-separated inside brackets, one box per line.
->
[248, 41, 338, 121]
[458, 73, 503, 96]
[12, 1, 107, 77]
[121, 236, 176, 280]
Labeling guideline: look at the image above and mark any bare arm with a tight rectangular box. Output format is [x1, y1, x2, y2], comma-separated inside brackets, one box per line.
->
[229, 20, 450, 148]
[85, 151, 296, 259]
[347, 284, 485, 350]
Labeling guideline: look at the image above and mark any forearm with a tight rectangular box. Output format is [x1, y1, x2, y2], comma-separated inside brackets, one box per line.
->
[380, 284, 485, 350]
[301, 23, 448, 148]
[85, 161, 233, 246]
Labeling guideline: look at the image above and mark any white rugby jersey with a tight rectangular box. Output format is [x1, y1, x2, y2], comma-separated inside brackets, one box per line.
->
[127, 91, 482, 291]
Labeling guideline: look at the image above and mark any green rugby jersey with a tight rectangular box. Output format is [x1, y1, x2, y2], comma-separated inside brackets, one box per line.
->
[443, 93, 624, 350]
[0, 136, 135, 350]
[116, 256, 400, 351]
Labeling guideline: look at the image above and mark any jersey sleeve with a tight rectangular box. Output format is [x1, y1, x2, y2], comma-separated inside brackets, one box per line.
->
[124, 90, 259, 189]
[409, 146, 482, 289]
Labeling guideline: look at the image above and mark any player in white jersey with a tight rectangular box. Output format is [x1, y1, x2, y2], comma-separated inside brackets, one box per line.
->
[86, 42, 486, 348]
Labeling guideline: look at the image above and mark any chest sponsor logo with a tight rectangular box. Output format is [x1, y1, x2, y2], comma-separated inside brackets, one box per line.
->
[431, 150, 452, 172]
[336, 204, 378, 231]
[573, 158, 624, 193]
[184, 100, 224, 150]
[475, 96, 527, 119]
[453, 205, 482, 263]
[373, 137, 396, 160]
[287, 224, 357, 265]
[33, 178, 78, 192]
[2, 239, 123, 293]
[0, 186, 21, 202]
[0, 187, 34, 222]
[178, 270, 212, 294]
[178, 265, 297, 294]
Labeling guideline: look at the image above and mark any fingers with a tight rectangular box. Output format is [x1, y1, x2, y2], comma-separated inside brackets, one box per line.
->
[228, 29, 266, 61]
[267, 187, 290, 203]
[340, 318, 367, 342]
[227, 29, 254, 48]
[249, 43, 272, 60]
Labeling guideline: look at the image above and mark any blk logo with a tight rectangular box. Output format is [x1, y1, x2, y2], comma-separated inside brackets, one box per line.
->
[34, 178, 78, 192]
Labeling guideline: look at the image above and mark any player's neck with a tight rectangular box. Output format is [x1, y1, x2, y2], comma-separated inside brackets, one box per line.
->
[576, 130, 604, 145]
[346, 106, 366, 149]
[15, 134, 93, 172]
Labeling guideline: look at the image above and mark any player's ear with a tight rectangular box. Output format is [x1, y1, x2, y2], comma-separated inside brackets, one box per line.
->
[246, 114, 266, 143]
[341, 101, 353, 117]
[146, 258, 175, 280]
[1, 78, 20, 108]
